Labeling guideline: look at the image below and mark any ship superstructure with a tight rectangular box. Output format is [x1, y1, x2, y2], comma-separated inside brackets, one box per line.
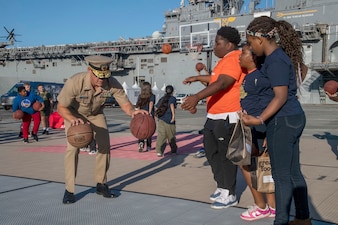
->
[1, 0, 338, 104]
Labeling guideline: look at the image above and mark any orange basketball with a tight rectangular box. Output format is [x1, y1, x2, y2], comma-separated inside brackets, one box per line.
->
[162, 43, 172, 54]
[13, 109, 24, 120]
[195, 62, 205, 72]
[67, 123, 93, 148]
[130, 114, 156, 140]
[33, 101, 42, 111]
[324, 80, 338, 95]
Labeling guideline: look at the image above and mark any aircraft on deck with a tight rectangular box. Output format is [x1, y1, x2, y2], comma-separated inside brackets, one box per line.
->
[0, 27, 19, 48]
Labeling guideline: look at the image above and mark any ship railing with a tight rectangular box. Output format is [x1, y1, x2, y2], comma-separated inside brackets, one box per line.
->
[0, 35, 185, 60]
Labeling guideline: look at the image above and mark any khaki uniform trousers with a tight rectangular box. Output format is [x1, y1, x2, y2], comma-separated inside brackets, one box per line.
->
[64, 113, 110, 193]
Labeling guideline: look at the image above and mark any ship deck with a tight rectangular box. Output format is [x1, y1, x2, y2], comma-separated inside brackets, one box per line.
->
[0, 105, 337, 225]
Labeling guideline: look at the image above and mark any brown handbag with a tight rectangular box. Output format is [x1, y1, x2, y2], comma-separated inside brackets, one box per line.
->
[226, 118, 252, 166]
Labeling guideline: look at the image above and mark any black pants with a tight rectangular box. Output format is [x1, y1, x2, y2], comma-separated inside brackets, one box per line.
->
[138, 137, 152, 148]
[203, 118, 237, 195]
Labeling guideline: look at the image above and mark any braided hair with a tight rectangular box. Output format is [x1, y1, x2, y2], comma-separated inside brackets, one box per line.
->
[247, 16, 306, 81]
[135, 81, 152, 109]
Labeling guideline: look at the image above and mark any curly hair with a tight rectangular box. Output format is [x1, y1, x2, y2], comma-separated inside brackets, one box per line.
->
[135, 81, 152, 109]
[217, 26, 241, 45]
[247, 16, 306, 81]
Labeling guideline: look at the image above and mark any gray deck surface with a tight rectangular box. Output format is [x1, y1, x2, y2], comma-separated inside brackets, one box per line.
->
[0, 105, 337, 225]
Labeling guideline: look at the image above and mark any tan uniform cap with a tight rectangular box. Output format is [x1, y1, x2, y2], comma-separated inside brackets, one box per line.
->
[85, 55, 113, 79]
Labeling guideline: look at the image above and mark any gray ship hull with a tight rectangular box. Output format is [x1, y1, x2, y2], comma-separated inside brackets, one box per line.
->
[1, 0, 338, 105]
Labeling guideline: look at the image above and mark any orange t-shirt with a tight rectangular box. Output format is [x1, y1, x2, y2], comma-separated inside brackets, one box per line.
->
[207, 50, 246, 114]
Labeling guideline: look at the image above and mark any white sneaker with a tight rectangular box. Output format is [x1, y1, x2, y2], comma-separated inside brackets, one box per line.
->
[88, 149, 97, 155]
[211, 189, 238, 209]
[240, 204, 271, 221]
[80, 147, 90, 152]
[210, 188, 222, 201]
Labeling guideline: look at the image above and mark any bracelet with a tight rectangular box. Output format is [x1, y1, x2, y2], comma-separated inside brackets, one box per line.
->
[256, 116, 264, 125]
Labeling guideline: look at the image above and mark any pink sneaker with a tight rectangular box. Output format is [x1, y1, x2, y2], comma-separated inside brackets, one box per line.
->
[269, 207, 276, 218]
[240, 204, 271, 221]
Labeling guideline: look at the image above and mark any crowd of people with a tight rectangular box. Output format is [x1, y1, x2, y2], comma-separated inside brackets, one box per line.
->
[11, 16, 324, 225]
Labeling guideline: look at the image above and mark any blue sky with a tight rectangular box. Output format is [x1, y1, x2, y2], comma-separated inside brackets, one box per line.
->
[0, 0, 269, 47]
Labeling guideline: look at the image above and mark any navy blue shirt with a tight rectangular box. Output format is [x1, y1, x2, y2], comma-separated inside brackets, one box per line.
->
[260, 47, 303, 117]
[12, 91, 43, 115]
[137, 94, 155, 116]
[241, 69, 270, 116]
[156, 95, 177, 124]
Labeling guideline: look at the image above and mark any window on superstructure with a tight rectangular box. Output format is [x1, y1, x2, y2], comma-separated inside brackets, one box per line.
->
[149, 68, 154, 74]
[134, 76, 145, 86]
[141, 59, 147, 63]
[160, 57, 167, 63]
[147, 59, 153, 63]
[52, 62, 57, 67]
[141, 64, 147, 69]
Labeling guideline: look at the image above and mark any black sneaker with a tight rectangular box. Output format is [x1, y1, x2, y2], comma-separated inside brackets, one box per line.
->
[96, 183, 114, 198]
[23, 138, 28, 144]
[32, 133, 38, 142]
[42, 129, 47, 135]
[62, 190, 75, 204]
[46, 130, 49, 135]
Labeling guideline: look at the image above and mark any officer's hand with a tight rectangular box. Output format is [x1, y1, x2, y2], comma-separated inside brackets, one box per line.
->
[132, 109, 148, 118]
[70, 118, 85, 126]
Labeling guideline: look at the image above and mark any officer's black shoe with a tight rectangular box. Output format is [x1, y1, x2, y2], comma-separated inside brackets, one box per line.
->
[96, 183, 112, 198]
[63, 190, 75, 204]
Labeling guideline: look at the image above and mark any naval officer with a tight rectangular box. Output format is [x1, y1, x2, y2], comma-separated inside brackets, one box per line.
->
[57, 55, 147, 204]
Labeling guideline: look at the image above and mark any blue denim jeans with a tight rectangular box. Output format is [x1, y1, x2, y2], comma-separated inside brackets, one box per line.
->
[266, 113, 310, 225]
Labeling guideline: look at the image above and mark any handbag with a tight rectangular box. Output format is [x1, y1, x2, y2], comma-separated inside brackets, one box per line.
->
[251, 149, 275, 193]
[226, 118, 252, 166]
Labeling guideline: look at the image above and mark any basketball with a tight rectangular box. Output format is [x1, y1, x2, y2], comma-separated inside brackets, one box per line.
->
[324, 80, 338, 95]
[162, 43, 172, 54]
[130, 113, 156, 140]
[195, 62, 205, 72]
[33, 101, 42, 111]
[67, 123, 93, 148]
[13, 109, 24, 120]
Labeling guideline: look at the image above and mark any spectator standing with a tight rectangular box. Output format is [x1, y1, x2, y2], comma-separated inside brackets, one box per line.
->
[243, 16, 311, 225]
[239, 45, 276, 221]
[37, 84, 53, 135]
[12, 86, 44, 143]
[155, 85, 177, 157]
[135, 81, 156, 152]
[18, 82, 33, 138]
[182, 26, 245, 209]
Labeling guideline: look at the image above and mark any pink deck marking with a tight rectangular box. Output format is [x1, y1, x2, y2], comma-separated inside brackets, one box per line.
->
[21, 133, 203, 161]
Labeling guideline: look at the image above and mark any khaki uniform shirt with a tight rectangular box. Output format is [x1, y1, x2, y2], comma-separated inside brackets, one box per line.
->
[57, 72, 129, 116]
